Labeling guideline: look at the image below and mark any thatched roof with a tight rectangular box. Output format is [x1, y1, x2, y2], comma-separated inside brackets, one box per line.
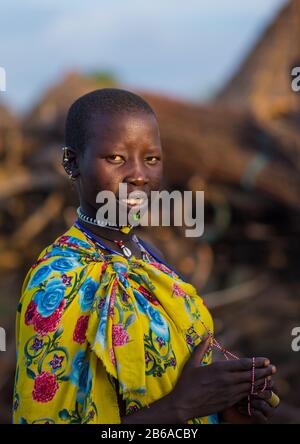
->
[24, 71, 116, 136]
[142, 92, 300, 209]
[216, 0, 300, 118]
[0, 103, 21, 164]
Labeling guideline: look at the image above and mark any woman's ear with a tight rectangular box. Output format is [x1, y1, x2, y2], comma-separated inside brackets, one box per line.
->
[61, 146, 80, 179]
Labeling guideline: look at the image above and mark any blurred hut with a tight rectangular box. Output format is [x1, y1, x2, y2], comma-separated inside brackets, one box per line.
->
[217, 0, 300, 117]
[0, 103, 22, 168]
[217, 0, 300, 171]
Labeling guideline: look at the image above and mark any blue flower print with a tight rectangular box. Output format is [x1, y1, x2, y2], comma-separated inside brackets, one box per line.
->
[133, 289, 150, 315]
[76, 362, 92, 404]
[50, 258, 77, 272]
[113, 261, 128, 274]
[67, 237, 92, 249]
[71, 351, 92, 404]
[34, 278, 66, 317]
[208, 414, 219, 424]
[78, 277, 99, 312]
[71, 351, 86, 386]
[28, 265, 52, 289]
[148, 306, 170, 341]
[49, 247, 80, 259]
[95, 297, 110, 349]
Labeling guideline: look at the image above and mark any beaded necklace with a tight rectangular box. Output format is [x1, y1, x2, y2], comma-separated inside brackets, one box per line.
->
[77, 206, 140, 235]
[74, 219, 152, 262]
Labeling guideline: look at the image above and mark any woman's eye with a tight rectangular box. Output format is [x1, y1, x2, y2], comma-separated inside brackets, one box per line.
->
[146, 156, 160, 165]
[106, 154, 124, 163]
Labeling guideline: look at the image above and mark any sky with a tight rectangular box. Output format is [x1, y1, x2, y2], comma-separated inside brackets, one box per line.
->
[0, 0, 288, 112]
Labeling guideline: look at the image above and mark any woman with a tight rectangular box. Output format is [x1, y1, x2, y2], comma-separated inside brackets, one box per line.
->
[13, 88, 278, 424]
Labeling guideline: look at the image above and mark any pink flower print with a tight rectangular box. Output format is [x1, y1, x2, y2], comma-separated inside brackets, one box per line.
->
[88, 410, 95, 420]
[172, 283, 189, 300]
[73, 315, 89, 344]
[112, 324, 129, 347]
[153, 262, 175, 276]
[138, 285, 159, 305]
[25, 301, 38, 325]
[57, 236, 69, 245]
[109, 348, 116, 367]
[32, 371, 59, 403]
[101, 262, 108, 274]
[31, 256, 48, 269]
[33, 299, 66, 337]
[109, 285, 116, 319]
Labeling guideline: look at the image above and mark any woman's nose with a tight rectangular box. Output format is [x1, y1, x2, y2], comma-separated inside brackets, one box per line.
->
[127, 175, 149, 187]
[125, 160, 149, 186]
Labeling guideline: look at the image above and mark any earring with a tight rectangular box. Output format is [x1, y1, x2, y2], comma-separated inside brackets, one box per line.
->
[62, 146, 77, 181]
[66, 167, 77, 181]
[62, 146, 70, 163]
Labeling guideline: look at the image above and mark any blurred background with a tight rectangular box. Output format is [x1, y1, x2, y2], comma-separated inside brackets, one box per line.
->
[0, 0, 300, 424]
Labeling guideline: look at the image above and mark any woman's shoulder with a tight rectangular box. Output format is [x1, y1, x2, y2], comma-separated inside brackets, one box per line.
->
[20, 223, 106, 302]
[33, 224, 103, 263]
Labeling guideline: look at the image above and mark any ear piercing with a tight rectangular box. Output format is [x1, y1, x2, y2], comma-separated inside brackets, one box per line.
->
[62, 146, 77, 181]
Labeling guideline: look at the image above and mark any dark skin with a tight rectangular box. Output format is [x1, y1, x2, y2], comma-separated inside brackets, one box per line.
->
[64, 110, 278, 423]
[66, 111, 164, 259]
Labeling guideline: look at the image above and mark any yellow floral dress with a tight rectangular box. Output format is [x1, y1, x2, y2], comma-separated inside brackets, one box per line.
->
[13, 222, 218, 424]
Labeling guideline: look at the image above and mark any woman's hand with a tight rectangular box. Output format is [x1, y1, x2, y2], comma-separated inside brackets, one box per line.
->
[222, 384, 279, 424]
[169, 337, 276, 423]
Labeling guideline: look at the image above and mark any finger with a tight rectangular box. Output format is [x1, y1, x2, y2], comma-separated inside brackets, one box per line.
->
[251, 400, 274, 419]
[251, 410, 268, 424]
[222, 357, 271, 372]
[269, 381, 279, 396]
[234, 365, 276, 383]
[236, 405, 268, 423]
[236, 405, 249, 416]
[231, 391, 251, 407]
[257, 378, 274, 392]
[254, 390, 272, 402]
[233, 377, 273, 396]
[265, 391, 280, 409]
[187, 336, 212, 368]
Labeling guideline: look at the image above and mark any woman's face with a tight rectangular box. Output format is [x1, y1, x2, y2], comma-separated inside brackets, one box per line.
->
[75, 111, 163, 217]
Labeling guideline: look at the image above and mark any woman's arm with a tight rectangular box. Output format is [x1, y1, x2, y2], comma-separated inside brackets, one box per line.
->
[117, 339, 276, 425]
[114, 377, 182, 424]
[120, 391, 182, 424]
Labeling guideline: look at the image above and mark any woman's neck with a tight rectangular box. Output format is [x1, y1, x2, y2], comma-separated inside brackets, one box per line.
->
[78, 202, 135, 242]
[77, 218, 133, 242]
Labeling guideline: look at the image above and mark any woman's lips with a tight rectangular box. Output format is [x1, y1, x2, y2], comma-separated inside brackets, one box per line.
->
[119, 197, 146, 208]
[116, 191, 148, 209]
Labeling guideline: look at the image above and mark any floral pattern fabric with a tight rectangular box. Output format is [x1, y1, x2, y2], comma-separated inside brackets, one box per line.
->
[13, 223, 218, 424]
